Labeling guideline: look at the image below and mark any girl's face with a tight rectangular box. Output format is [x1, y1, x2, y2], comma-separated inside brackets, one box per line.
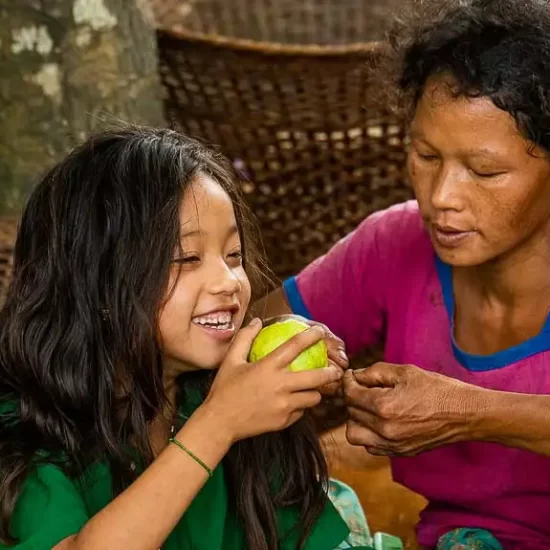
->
[158, 174, 251, 375]
[409, 75, 550, 267]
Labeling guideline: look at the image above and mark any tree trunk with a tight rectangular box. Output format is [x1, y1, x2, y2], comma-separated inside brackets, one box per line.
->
[0, 0, 165, 215]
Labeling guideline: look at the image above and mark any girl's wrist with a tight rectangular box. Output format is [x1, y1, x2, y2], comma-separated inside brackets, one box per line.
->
[176, 402, 235, 459]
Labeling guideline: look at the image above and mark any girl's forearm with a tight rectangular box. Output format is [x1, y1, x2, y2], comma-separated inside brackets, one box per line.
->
[57, 404, 231, 550]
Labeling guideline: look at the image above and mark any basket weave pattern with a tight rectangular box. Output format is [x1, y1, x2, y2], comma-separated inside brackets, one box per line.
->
[151, 0, 408, 45]
[2, 2, 413, 358]
[157, 0, 412, 281]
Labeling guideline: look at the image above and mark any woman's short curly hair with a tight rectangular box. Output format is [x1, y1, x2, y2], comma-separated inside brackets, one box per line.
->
[388, 0, 550, 152]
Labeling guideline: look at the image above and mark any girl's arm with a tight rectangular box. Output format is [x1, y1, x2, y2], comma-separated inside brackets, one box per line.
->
[55, 405, 229, 550]
[52, 322, 342, 550]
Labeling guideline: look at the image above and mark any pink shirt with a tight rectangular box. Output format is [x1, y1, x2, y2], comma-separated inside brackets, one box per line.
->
[284, 201, 550, 549]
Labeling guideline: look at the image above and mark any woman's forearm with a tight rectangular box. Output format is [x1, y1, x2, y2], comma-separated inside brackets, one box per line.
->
[472, 389, 550, 456]
[56, 405, 232, 550]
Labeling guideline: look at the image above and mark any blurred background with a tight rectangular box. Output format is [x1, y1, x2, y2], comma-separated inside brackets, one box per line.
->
[0, 1, 425, 546]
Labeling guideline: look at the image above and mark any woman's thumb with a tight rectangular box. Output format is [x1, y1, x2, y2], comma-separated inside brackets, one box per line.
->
[352, 362, 401, 388]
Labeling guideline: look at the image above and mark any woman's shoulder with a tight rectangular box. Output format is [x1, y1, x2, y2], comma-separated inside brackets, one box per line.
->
[359, 200, 429, 248]
[352, 200, 434, 273]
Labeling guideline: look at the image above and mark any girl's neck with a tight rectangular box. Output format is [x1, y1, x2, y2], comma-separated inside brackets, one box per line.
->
[148, 374, 180, 456]
[163, 375, 179, 412]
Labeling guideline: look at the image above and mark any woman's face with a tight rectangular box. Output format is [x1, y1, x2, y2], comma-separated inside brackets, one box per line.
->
[158, 174, 251, 375]
[409, 75, 550, 267]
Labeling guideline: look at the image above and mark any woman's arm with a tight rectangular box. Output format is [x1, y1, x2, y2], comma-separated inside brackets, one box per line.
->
[343, 363, 550, 457]
[50, 323, 342, 550]
[478, 389, 550, 456]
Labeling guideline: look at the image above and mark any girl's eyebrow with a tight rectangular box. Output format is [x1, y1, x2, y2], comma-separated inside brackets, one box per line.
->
[180, 225, 238, 239]
[180, 229, 201, 238]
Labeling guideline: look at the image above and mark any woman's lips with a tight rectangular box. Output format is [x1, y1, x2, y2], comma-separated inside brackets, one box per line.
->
[432, 224, 475, 248]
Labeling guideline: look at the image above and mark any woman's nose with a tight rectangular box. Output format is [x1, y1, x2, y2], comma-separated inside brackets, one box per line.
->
[430, 163, 467, 212]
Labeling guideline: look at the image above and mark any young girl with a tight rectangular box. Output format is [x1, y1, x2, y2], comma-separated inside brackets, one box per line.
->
[0, 128, 366, 550]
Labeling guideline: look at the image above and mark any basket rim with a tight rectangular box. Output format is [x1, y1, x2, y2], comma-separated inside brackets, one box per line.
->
[157, 27, 386, 57]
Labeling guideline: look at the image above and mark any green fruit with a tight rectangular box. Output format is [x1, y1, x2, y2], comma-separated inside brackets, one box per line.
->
[249, 319, 328, 372]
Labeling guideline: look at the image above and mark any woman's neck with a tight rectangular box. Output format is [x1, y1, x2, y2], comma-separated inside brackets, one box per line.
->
[456, 232, 550, 308]
[451, 233, 550, 354]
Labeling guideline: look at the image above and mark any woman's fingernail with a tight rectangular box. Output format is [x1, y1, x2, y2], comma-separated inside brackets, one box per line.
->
[338, 350, 348, 361]
[249, 317, 261, 326]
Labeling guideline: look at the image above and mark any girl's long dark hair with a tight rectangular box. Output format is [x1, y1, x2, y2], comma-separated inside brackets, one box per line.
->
[0, 127, 328, 548]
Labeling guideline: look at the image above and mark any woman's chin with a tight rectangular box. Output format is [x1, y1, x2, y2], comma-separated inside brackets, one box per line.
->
[434, 245, 491, 268]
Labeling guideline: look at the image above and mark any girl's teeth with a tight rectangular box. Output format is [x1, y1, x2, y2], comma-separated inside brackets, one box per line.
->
[194, 321, 233, 331]
[192, 312, 234, 329]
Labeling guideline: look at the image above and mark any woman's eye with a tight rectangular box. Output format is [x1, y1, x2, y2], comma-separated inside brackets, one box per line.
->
[471, 169, 505, 179]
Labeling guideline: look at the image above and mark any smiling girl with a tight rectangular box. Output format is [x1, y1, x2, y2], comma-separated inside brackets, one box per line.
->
[0, 128, 353, 550]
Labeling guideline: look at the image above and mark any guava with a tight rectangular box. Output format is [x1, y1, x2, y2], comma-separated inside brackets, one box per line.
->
[249, 319, 328, 372]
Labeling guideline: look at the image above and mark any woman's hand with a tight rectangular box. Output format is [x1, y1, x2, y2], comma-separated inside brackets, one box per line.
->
[263, 314, 349, 396]
[342, 362, 484, 456]
[203, 319, 344, 444]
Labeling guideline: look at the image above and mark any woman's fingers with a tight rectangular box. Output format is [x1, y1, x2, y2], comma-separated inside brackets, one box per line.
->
[324, 331, 349, 369]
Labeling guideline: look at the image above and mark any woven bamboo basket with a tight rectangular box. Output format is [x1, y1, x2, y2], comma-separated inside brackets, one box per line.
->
[2, 2, 413, 355]
[156, 0, 413, 284]
[154, 1, 414, 417]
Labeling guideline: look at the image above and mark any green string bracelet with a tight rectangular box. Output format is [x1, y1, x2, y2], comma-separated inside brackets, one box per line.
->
[168, 437, 214, 478]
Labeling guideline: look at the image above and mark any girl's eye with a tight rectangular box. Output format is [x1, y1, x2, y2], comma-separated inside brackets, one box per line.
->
[173, 255, 200, 265]
[228, 251, 243, 263]
[417, 152, 438, 161]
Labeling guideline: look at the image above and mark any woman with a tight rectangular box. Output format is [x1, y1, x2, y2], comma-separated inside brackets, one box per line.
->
[256, 1, 550, 548]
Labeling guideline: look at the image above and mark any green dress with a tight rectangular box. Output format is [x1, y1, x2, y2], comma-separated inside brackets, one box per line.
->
[2, 395, 369, 550]
[7, 457, 353, 550]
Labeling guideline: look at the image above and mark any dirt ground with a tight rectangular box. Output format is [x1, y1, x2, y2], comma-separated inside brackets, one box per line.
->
[323, 426, 427, 550]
